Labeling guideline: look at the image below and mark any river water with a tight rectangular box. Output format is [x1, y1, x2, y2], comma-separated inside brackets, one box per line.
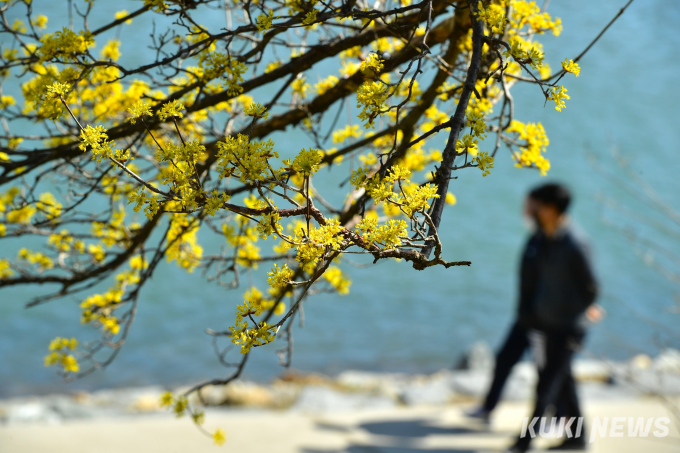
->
[1, 0, 679, 397]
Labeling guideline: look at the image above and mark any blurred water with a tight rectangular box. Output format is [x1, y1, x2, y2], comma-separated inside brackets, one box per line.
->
[1, 0, 680, 397]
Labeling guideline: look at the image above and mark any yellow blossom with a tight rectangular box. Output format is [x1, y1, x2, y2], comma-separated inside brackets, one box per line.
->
[213, 428, 226, 445]
[561, 58, 580, 77]
[114, 10, 133, 24]
[548, 85, 569, 112]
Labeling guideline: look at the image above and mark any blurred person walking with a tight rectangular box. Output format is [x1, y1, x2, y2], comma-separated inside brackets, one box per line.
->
[505, 183, 599, 452]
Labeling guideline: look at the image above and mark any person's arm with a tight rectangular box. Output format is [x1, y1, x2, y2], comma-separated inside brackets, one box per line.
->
[571, 238, 598, 311]
[517, 234, 539, 324]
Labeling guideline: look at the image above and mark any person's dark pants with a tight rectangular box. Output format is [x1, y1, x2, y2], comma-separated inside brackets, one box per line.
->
[514, 330, 585, 451]
[483, 321, 529, 412]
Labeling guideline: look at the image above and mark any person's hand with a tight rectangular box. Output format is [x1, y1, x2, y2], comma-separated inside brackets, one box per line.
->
[586, 304, 605, 324]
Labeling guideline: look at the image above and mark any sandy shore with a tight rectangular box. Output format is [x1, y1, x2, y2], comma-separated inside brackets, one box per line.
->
[1, 397, 679, 453]
[3, 351, 680, 452]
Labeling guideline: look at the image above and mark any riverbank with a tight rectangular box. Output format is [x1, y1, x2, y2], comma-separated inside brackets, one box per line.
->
[1, 350, 680, 451]
[2, 348, 680, 424]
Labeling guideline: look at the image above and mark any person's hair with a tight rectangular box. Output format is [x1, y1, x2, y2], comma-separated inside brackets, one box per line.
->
[529, 182, 571, 214]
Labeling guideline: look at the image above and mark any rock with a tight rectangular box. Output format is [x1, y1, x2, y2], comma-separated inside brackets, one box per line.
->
[572, 359, 610, 382]
[132, 395, 162, 412]
[291, 386, 395, 413]
[1, 400, 61, 424]
[222, 381, 274, 407]
[629, 354, 653, 369]
[277, 371, 332, 386]
[399, 375, 453, 406]
[455, 342, 494, 371]
[195, 385, 229, 406]
[449, 370, 491, 398]
[47, 396, 99, 419]
[654, 349, 680, 373]
[579, 382, 640, 400]
[609, 365, 680, 396]
[89, 386, 165, 412]
[500, 362, 536, 401]
[269, 381, 301, 409]
[193, 381, 276, 407]
[337, 371, 391, 391]
[336, 371, 413, 400]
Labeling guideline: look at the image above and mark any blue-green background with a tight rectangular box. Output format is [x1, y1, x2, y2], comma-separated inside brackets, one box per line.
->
[1, 0, 679, 397]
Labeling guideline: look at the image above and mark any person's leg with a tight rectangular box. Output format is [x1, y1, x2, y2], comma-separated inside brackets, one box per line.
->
[482, 322, 530, 412]
[511, 331, 574, 452]
[548, 334, 587, 450]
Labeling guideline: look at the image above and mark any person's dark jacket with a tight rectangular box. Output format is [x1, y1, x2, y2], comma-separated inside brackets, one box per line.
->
[516, 221, 598, 333]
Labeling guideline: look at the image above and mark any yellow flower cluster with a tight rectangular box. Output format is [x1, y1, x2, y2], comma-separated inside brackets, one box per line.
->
[48, 230, 85, 253]
[18, 248, 54, 271]
[244, 102, 269, 120]
[323, 266, 351, 294]
[475, 0, 507, 34]
[91, 208, 127, 247]
[294, 219, 344, 267]
[159, 392, 200, 424]
[561, 59, 580, 77]
[315, 75, 339, 96]
[504, 36, 544, 71]
[127, 100, 153, 123]
[351, 165, 440, 219]
[158, 99, 185, 121]
[0, 259, 12, 279]
[267, 263, 293, 289]
[291, 76, 310, 99]
[474, 152, 495, 177]
[548, 85, 569, 112]
[216, 134, 277, 183]
[360, 54, 384, 75]
[356, 216, 408, 249]
[229, 288, 279, 354]
[44, 337, 79, 373]
[166, 215, 203, 271]
[256, 10, 275, 33]
[506, 120, 550, 175]
[356, 81, 388, 128]
[332, 124, 362, 144]
[292, 148, 323, 176]
[509, 0, 562, 36]
[38, 27, 94, 62]
[79, 125, 117, 163]
[456, 134, 479, 157]
[302, 10, 318, 28]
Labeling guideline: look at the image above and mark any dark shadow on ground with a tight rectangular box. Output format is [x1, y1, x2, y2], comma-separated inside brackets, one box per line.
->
[302, 446, 478, 453]
[359, 419, 477, 437]
[306, 418, 512, 453]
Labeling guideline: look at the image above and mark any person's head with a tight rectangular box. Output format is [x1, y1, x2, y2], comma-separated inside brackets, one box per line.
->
[527, 183, 571, 235]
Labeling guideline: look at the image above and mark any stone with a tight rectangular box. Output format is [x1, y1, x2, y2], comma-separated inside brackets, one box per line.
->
[448, 370, 491, 398]
[578, 382, 640, 400]
[2, 400, 61, 425]
[196, 384, 229, 406]
[629, 354, 653, 369]
[47, 396, 99, 419]
[455, 341, 494, 371]
[399, 376, 453, 406]
[500, 362, 536, 401]
[222, 381, 274, 407]
[291, 386, 395, 413]
[609, 366, 680, 396]
[269, 381, 301, 409]
[572, 359, 610, 382]
[654, 349, 680, 373]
